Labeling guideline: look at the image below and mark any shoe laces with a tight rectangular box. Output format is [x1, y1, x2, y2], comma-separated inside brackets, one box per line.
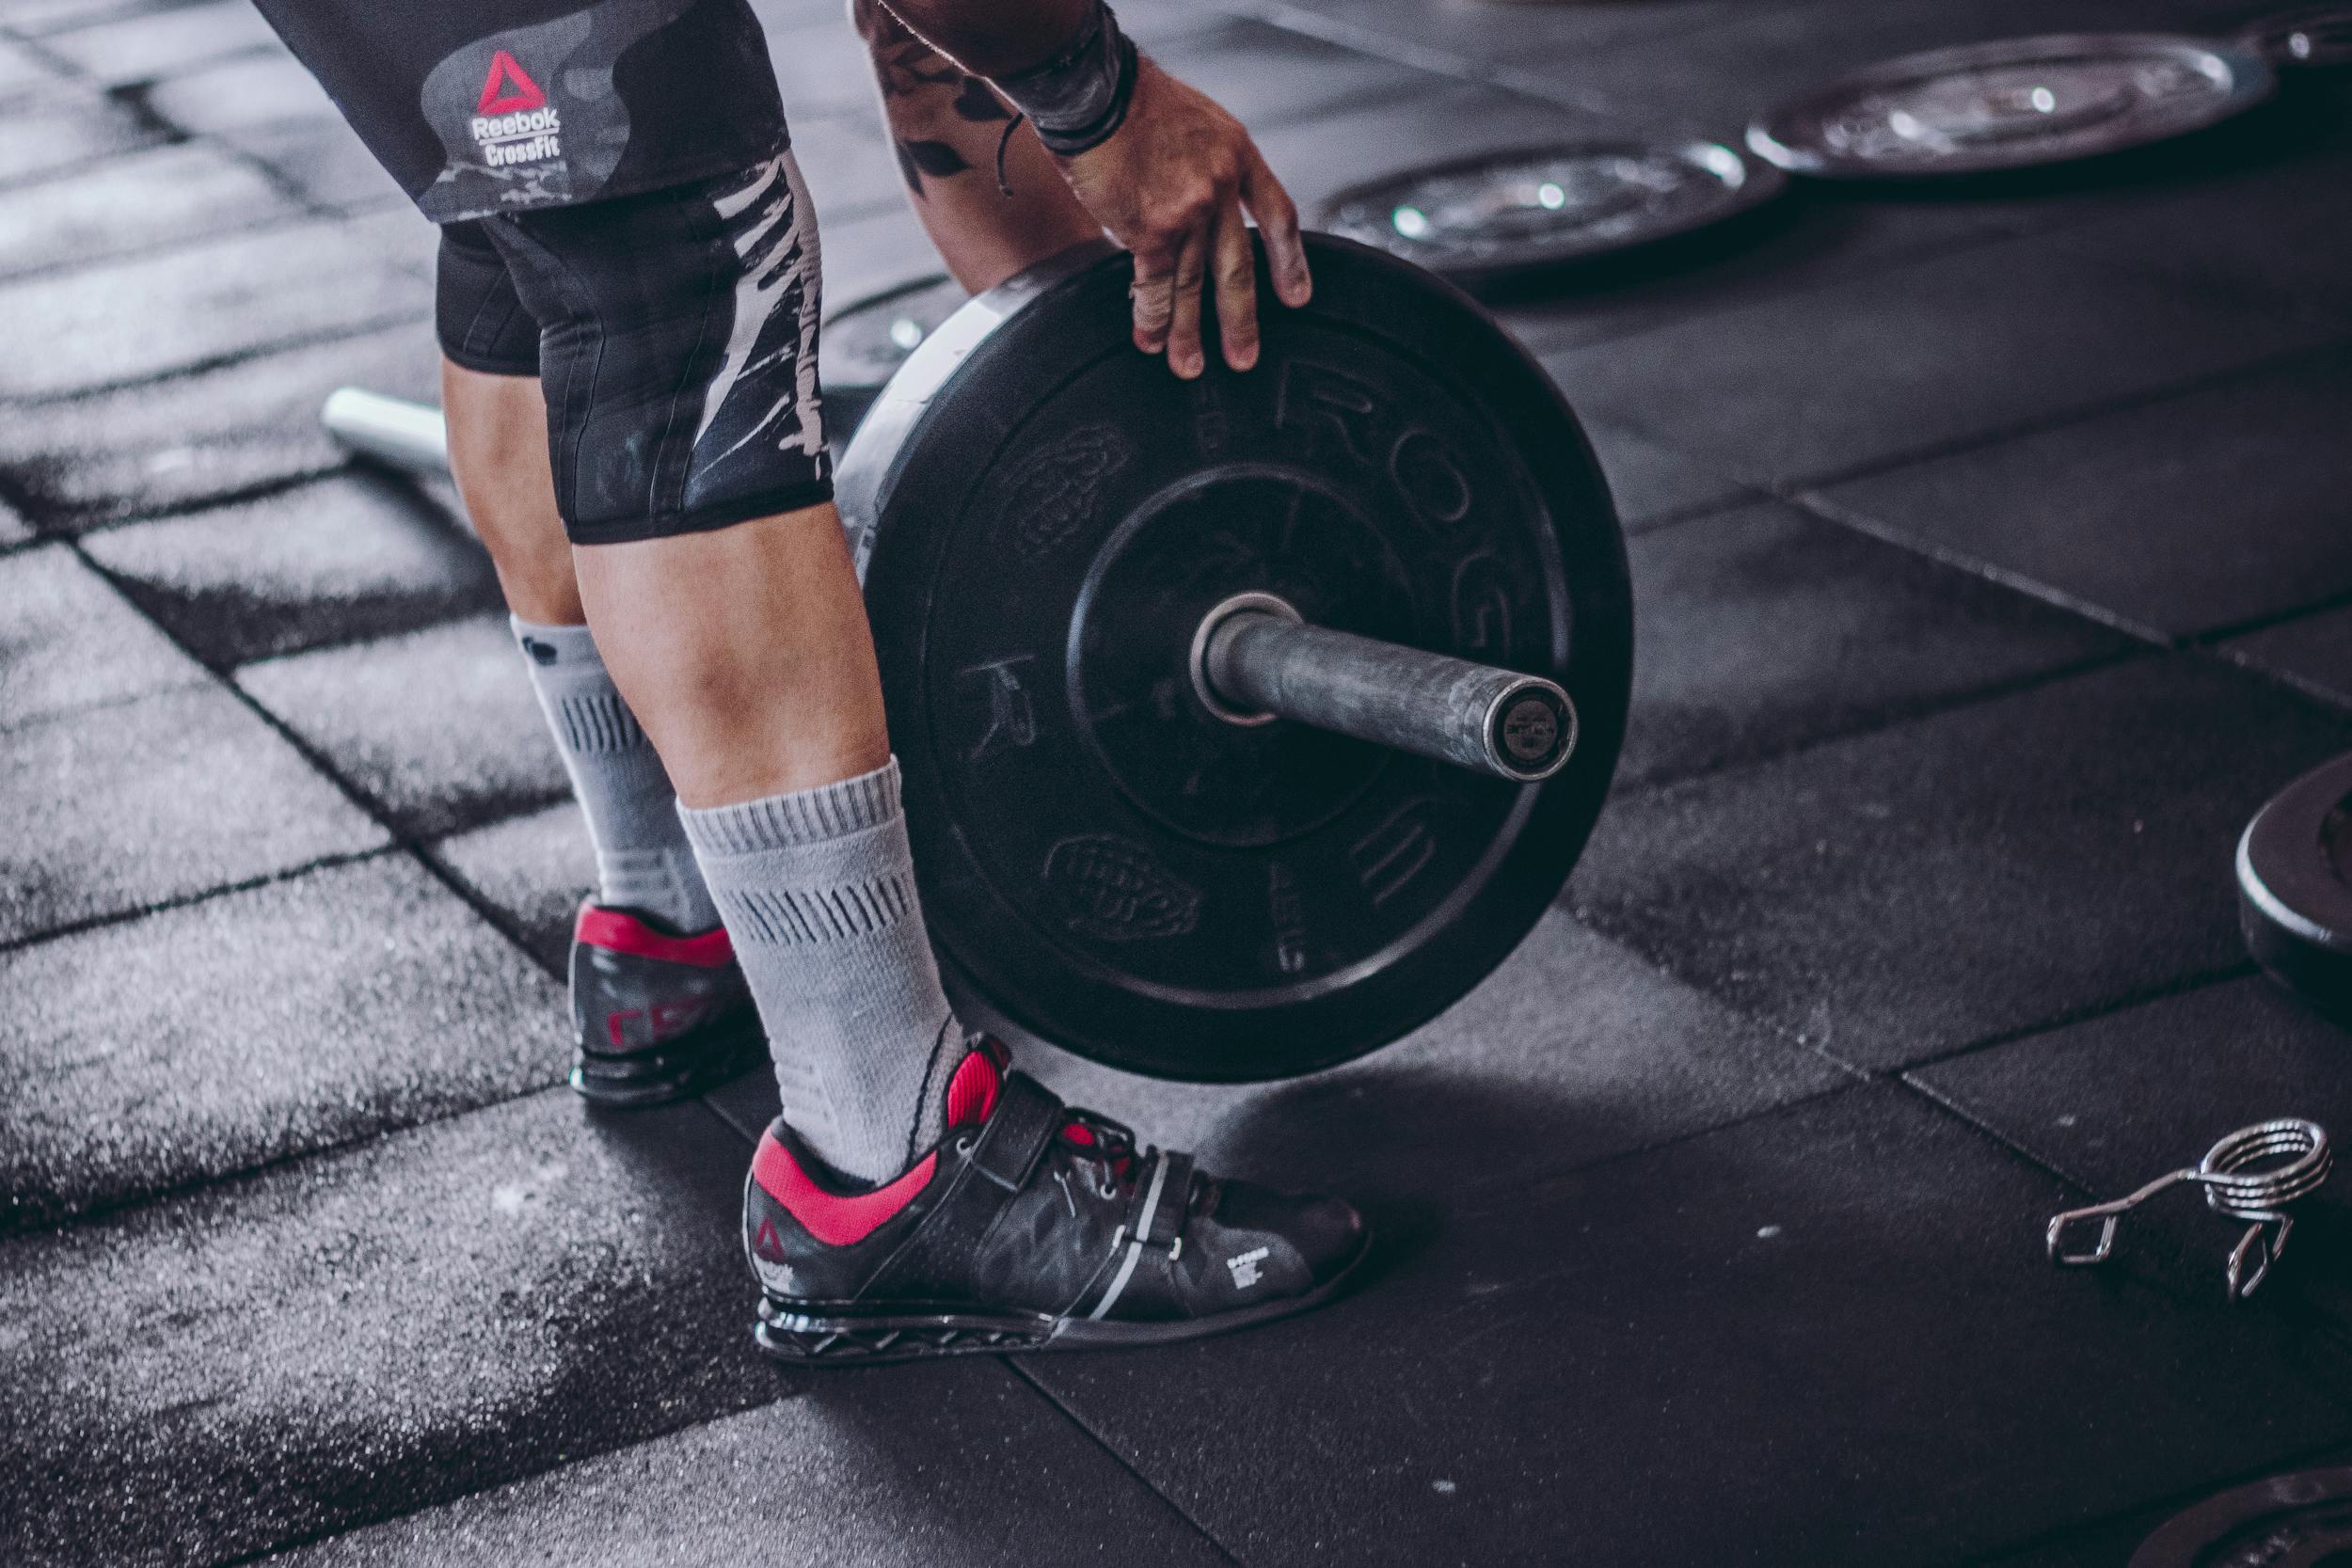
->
[1057, 1109, 1139, 1199]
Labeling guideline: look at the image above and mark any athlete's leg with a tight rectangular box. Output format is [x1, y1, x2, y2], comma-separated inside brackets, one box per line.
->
[853, 0, 1098, 292]
[575, 504, 964, 1179]
[483, 151, 962, 1180]
[436, 225, 726, 958]
[441, 358, 579, 626]
[573, 508, 883, 805]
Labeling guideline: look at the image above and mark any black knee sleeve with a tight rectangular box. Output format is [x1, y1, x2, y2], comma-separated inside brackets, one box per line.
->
[480, 145, 833, 546]
[435, 219, 542, 377]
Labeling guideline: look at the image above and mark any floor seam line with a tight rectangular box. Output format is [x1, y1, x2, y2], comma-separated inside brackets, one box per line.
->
[0, 845, 396, 958]
[1786, 334, 2352, 497]
[58, 531, 577, 986]
[1005, 1359, 1255, 1568]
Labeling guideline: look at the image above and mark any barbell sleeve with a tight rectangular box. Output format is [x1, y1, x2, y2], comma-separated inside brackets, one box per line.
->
[1200, 607, 1577, 784]
[321, 388, 449, 477]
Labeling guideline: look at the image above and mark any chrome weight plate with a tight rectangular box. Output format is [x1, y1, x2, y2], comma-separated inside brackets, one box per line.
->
[2240, 4, 2352, 66]
[1749, 33, 2277, 179]
[820, 273, 967, 443]
[1314, 140, 1787, 286]
[2237, 750, 2352, 1021]
[2131, 1466, 2352, 1567]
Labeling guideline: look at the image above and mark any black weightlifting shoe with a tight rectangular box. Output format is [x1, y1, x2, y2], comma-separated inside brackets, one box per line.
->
[568, 902, 761, 1107]
[743, 1040, 1370, 1362]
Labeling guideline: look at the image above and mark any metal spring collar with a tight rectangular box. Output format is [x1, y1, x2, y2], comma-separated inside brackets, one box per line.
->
[2046, 1119, 2332, 1301]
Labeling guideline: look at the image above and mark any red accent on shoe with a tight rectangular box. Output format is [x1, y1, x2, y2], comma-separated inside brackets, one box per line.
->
[1062, 1123, 1096, 1146]
[575, 903, 734, 968]
[943, 1041, 1005, 1129]
[752, 1132, 937, 1247]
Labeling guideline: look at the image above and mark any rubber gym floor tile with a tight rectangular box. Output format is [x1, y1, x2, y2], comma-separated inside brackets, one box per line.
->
[0, 216, 427, 401]
[1152, 18, 1440, 135]
[262, 1363, 1230, 1568]
[0, 35, 69, 98]
[0, 139, 297, 280]
[1812, 350, 2352, 642]
[1963, 1446, 2352, 1568]
[1249, 82, 1610, 214]
[1570, 654, 2352, 1071]
[1581, 421, 1750, 532]
[0, 855, 566, 1235]
[0, 543, 206, 728]
[0, 683, 388, 945]
[428, 800, 596, 975]
[2222, 606, 2352, 709]
[1538, 223, 2328, 492]
[1227, 0, 1729, 102]
[1021, 1084, 2352, 1568]
[137, 46, 333, 134]
[705, 908, 1845, 1211]
[1046, 906, 1848, 1205]
[217, 110, 409, 213]
[1969, 1513, 2180, 1568]
[0, 320, 440, 530]
[745, 0, 846, 33]
[5, 0, 233, 34]
[0, 89, 164, 187]
[1619, 499, 2128, 788]
[2045, 147, 2352, 331]
[340, 202, 445, 285]
[1521, 0, 2170, 134]
[1498, 193, 2045, 360]
[832, 193, 944, 282]
[0, 0, 194, 33]
[237, 615, 568, 841]
[785, 110, 904, 229]
[764, 21, 883, 119]
[34, 0, 278, 86]
[1102, 0, 1231, 46]
[0, 1091, 779, 1567]
[81, 472, 500, 666]
[1912, 977, 2352, 1334]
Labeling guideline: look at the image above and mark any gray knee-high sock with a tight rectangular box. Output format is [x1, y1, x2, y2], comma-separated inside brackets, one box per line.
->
[512, 617, 721, 935]
[678, 758, 963, 1183]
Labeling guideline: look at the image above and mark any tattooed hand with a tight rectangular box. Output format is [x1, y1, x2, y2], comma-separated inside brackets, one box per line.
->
[1056, 58, 1311, 379]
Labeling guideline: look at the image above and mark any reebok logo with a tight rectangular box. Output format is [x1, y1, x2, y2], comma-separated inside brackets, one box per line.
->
[469, 50, 563, 170]
[1226, 1245, 1270, 1291]
[755, 1217, 787, 1262]
[476, 50, 545, 115]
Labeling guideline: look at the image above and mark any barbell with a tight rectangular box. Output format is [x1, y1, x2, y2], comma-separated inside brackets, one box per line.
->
[326, 233, 1633, 1081]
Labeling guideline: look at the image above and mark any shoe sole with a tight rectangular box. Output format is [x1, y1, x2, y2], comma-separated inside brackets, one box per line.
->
[751, 1226, 1374, 1365]
[570, 1015, 766, 1110]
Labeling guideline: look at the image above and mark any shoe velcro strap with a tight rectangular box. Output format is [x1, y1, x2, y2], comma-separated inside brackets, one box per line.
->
[858, 1072, 1069, 1302]
[969, 1071, 1063, 1194]
[1125, 1149, 1194, 1251]
[1145, 1151, 1193, 1248]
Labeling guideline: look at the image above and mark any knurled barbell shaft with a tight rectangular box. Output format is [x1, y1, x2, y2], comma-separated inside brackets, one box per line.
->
[1201, 609, 1577, 784]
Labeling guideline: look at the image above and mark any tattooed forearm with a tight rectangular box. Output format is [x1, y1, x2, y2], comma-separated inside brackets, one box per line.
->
[852, 0, 1018, 196]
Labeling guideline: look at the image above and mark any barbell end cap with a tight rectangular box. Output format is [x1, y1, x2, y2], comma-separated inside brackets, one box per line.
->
[1486, 680, 1577, 783]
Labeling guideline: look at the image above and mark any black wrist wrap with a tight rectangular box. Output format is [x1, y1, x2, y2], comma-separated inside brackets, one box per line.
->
[993, 0, 1139, 157]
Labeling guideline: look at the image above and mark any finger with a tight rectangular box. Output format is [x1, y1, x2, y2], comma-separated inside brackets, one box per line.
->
[1164, 224, 1210, 379]
[1241, 150, 1311, 309]
[1129, 243, 1178, 355]
[1212, 198, 1259, 372]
